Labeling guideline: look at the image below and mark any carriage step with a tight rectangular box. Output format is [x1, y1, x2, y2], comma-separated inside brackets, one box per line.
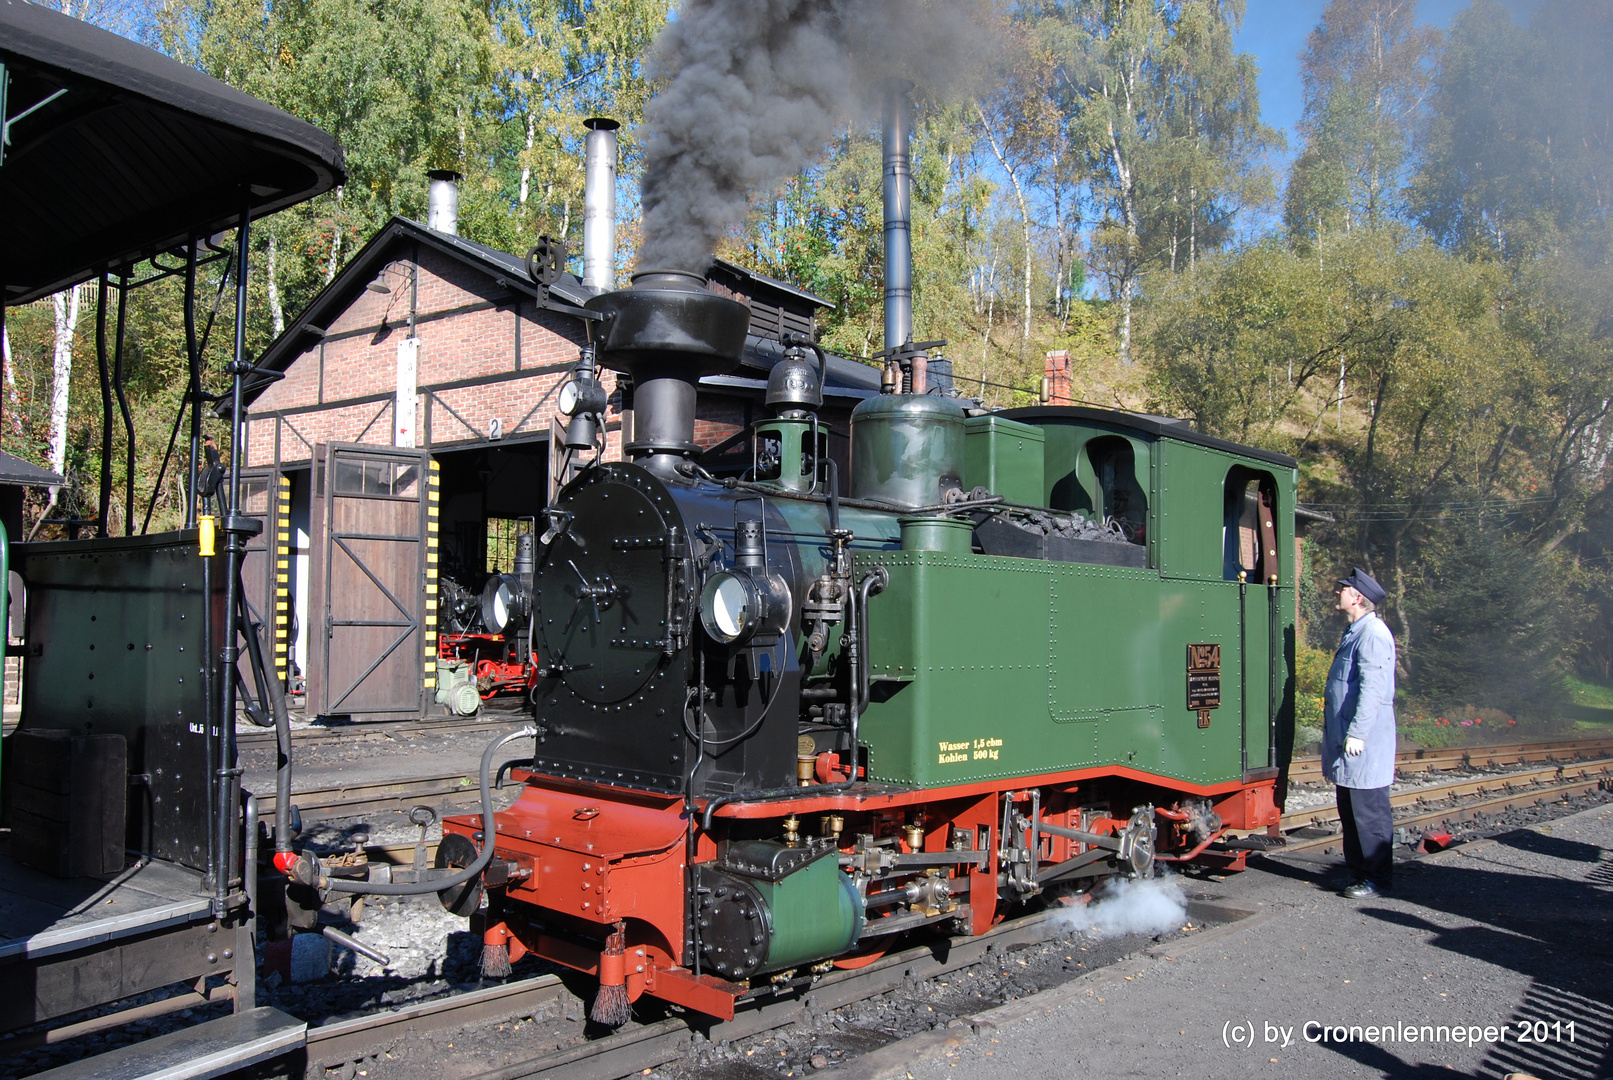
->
[28, 1006, 306, 1080]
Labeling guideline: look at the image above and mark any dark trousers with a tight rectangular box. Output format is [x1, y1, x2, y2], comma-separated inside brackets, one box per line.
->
[1337, 784, 1393, 887]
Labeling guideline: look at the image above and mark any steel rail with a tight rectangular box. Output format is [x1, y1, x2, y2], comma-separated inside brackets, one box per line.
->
[236, 715, 530, 750]
[1286, 734, 1613, 783]
[1274, 774, 1613, 855]
[304, 974, 572, 1073]
[254, 772, 488, 819]
[268, 735, 1613, 826]
[1274, 757, 1613, 834]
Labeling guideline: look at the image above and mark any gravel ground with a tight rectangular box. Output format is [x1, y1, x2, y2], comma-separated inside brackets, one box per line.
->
[649, 892, 1218, 1080]
[320, 880, 1226, 1080]
[893, 794, 1613, 1080]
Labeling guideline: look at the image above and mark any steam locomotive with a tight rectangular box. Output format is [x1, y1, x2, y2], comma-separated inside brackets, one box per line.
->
[422, 265, 1297, 1023]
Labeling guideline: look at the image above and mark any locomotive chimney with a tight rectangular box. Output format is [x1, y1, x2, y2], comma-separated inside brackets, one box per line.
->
[882, 79, 915, 362]
[426, 170, 461, 236]
[582, 118, 620, 292]
[584, 270, 750, 474]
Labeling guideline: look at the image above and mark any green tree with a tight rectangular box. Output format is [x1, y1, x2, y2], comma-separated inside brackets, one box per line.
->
[1412, 0, 1613, 259]
[1284, 0, 1440, 242]
[1405, 519, 1574, 720]
[480, 0, 669, 264]
[1035, 0, 1272, 363]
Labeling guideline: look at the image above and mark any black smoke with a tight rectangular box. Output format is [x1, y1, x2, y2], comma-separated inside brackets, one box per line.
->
[636, 0, 990, 272]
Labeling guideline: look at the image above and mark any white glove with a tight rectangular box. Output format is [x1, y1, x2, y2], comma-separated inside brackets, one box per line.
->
[1345, 736, 1365, 757]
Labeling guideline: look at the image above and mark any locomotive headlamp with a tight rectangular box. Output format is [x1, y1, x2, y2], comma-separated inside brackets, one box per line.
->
[699, 567, 791, 647]
[701, 572, 753, 643]
[481, 572, 528, 635]
[558, 376, 608, 418]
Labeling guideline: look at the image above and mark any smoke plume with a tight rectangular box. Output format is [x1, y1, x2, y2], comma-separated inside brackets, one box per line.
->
[1059, 875, 1189, 940]
[636, 0, 990, 272]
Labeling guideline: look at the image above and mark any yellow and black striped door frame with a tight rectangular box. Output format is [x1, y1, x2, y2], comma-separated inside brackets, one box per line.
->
[423, 458, 441, 696]
[273, 472, 292, 685]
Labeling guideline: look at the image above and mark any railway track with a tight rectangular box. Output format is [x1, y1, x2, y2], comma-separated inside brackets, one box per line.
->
[237, 713, 530, 750]
[255, 772, 494, 820]
[302, 896, 1253, 1080]
[1263, 757, 1613, 855]
[268, 734, 1613, 827]
[1287, 733, 1613, 783]
[294, 755, 1613, 1079]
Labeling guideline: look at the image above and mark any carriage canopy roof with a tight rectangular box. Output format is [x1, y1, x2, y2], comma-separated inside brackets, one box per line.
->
[0, 0, 345, 306]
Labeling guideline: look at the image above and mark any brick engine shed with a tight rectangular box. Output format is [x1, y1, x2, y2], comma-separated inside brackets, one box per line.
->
[237, 216, 880, 721]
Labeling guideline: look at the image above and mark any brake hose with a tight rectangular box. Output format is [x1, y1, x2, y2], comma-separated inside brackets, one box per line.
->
[316, 725, 535, 896]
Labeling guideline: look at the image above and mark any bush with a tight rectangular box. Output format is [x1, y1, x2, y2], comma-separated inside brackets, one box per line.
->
[1398, 704, 1522, 747]
[1405, 521, 1574, 722]
[1295, 641, 1332, 696]
[1399, 716, 1467, 749]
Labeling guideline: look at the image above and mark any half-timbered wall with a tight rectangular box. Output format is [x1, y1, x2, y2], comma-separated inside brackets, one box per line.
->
[245, 247, 622, 468]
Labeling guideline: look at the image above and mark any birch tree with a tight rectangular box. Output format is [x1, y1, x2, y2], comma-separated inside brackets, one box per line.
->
[1284, 0, 1439, 242]
[1036, 0, 1268, 363]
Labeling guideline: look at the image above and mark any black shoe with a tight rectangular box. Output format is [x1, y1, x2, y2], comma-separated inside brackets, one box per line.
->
[1339, 879, 1382, 899]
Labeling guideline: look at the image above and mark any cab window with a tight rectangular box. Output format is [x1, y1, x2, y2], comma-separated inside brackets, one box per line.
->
[1224, 468, 1279, 583]
[1088, 436, 1148, 545]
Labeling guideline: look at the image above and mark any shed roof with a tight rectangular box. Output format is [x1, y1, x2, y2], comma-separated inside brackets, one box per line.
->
[0, 0, 345, 306]
[241, 216, 868, 410]
[0, 450, 63, 488]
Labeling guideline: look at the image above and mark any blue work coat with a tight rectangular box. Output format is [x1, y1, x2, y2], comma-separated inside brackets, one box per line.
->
[1322, 612, 1397, 789]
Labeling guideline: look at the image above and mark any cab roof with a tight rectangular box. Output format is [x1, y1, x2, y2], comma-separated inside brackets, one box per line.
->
[1, 0, 345, 305]
[1001, 405, 1297, 469]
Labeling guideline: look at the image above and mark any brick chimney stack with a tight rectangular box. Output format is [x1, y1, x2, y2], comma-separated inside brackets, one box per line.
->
[1042, 349, 1071, 405]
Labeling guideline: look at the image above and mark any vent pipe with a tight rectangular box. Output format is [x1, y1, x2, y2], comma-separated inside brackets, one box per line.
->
[427, 170, 462, 236]
[582, 118, 620, 292]
[882, 80, 914, 359]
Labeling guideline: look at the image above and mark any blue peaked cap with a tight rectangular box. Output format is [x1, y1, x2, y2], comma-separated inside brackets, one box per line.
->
[1337, 567, 1387, 606]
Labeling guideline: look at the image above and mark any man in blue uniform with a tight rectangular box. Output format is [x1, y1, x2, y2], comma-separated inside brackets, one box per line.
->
[1323, 568, 1397, 899]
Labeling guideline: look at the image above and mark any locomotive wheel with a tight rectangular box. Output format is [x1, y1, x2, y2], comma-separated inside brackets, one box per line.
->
[831, 945, 889, 970]
[435, 832, 485, 916]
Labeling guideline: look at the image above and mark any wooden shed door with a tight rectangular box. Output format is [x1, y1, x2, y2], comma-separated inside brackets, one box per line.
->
[308, 443, 431, 719]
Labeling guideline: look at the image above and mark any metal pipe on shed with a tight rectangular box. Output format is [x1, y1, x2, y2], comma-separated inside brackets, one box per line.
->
[582, 118, 620, 292]
[427, 170, 461, 236]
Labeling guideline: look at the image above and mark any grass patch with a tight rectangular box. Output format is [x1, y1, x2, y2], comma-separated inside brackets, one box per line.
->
[1399, 718, 1469, 749]
[1567, 675, 1613, 710]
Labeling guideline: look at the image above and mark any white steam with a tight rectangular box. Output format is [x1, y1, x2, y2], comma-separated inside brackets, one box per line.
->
[1060, 875, 1189, 940]
[635, 0, 991, 271]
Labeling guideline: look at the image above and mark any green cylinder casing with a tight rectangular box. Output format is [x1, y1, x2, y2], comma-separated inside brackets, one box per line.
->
[756, 854, 864, 971]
